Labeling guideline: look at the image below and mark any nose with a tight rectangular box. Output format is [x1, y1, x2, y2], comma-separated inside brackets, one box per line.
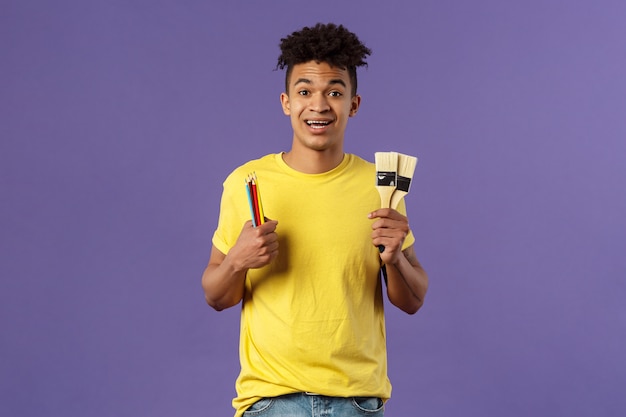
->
[309, 93, 330, 113]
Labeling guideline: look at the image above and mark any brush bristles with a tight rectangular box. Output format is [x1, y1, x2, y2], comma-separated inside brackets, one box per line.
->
[375, 151, 398, 172]
[384, 152, 419, 209]
[398, 154, 418, 179]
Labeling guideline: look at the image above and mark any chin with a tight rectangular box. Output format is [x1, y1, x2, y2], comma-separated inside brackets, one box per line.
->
[305, 135, 338, 149]
[306, 141, 335, 152]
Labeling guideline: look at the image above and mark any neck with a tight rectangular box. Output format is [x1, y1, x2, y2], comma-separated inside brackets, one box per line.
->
[282, 147, 345, 174]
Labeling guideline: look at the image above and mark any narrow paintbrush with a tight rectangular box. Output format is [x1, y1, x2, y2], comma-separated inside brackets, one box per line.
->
[375, 151, 398, 208]
[375, 151, 398, 253]
[390, 153, 418, 209]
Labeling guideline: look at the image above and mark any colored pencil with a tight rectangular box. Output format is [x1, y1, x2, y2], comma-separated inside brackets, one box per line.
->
[253, 172, 265, 225]
[250, 176, 261, 227]
[245, 172, 266, 227]
[245, 178, 257, 227]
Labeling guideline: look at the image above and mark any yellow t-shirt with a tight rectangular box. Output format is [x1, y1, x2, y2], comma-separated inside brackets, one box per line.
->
[212, 153, 414, 417]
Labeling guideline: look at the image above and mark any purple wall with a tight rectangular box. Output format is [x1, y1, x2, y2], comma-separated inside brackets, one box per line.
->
[2, 1, 625, 416]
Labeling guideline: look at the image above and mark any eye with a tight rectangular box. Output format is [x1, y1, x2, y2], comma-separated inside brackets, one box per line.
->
[329, 91, 342, 97]
[298, 90, 309, 96]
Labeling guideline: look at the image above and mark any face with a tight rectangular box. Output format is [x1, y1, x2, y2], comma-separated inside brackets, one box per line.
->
[280, 61, 361, 154]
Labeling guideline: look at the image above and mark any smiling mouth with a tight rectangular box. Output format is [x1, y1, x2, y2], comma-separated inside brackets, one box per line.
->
[306, 120, 332, 128]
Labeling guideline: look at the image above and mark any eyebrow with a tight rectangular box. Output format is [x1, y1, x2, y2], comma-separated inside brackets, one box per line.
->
[293, 78, 347, 88]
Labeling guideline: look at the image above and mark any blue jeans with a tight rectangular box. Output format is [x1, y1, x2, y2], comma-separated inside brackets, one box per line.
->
[242, 393, 384, 416]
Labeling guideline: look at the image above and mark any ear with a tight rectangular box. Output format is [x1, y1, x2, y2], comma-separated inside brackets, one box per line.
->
[280, 92, 291, 115]
[349, 94, 361, 117]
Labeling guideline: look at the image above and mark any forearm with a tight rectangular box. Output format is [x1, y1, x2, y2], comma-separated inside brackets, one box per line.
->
[385, 246, 428, 314]
[202, 221, 279, 311]
[201, 248, 247, 311]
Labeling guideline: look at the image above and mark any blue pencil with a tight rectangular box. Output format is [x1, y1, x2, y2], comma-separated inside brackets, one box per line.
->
[245, 177, 257, 227]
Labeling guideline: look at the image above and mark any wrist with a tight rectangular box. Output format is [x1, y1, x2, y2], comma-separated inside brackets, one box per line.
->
[223, 251, 248, 275]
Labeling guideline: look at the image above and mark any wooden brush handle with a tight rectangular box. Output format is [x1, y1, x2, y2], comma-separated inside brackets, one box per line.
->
[378, 187, 394, 208]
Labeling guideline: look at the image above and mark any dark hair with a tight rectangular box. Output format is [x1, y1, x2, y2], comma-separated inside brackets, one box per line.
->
[277, 23, 372, 96]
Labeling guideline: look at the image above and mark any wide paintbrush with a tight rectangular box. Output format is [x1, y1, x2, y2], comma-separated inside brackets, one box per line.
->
[375, 151, 398, 209]
[390, 153, 418, 209]
[375, 151, 398, 253]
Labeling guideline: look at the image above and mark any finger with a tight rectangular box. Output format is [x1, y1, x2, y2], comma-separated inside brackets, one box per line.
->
[267, 240, 279, 257]
[368, 209, 388, 219]
[258, 219, 278, 233]
[369, 208, 406, 221]
[373, 225, 407, 243]
[372, 218, 409, 236]
[374, 239, 401, 256]
[372, 230, 403, 247]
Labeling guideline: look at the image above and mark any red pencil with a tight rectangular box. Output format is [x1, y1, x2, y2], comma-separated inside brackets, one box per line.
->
[250, 178, 261, 226]
[253, 173, 265, 225]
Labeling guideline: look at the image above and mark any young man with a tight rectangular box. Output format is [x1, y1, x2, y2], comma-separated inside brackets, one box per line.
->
[202, 23, 428, 417]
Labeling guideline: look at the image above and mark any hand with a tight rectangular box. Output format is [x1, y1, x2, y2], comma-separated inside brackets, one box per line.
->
[368, 209, 410, 265]
[228, 219, 279, 271]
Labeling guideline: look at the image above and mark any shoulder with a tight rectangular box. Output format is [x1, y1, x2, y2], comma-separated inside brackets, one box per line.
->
[345, 153, 375, 176]
[348, 153, 376, 171]
[223, 154, 280, 185]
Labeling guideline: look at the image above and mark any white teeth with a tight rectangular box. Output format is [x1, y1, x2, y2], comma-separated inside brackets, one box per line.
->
[306, 120, 331, 126]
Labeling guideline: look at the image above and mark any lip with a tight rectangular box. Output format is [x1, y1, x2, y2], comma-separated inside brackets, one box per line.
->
[304, 118, 334, 133]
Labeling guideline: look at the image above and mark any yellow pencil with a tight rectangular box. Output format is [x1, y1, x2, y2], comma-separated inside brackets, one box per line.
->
[253, 172, 265, 224]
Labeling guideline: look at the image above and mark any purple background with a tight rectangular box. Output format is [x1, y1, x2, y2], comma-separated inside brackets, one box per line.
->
[2, 1, 625, 416]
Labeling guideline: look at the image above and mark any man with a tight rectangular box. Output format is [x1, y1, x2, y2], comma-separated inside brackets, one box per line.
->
[202, 23, 428, 417]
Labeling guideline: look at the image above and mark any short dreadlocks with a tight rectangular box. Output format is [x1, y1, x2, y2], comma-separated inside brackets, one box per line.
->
[277, 23, 372, 96]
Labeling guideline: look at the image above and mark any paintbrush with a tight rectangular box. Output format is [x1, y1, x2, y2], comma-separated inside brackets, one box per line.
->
[390, 153, 418, 209]
[375, 151, 398, 253]
[375, 151, 398, 209]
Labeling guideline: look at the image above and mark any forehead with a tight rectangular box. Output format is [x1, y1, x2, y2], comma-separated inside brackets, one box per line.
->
[288, 61, 351, 87]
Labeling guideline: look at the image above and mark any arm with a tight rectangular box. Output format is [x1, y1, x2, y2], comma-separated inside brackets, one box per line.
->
[383, 245, 428, 314]
[201, 219, 279, 311]
[369, 209, 429, 314]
